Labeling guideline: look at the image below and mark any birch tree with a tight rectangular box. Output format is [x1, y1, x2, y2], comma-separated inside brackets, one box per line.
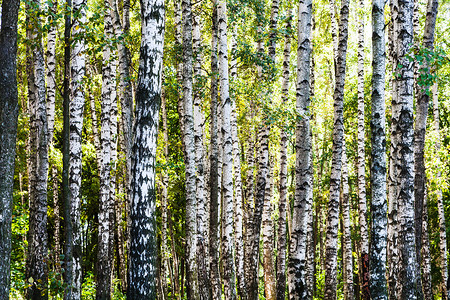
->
[390, 0, 417, 295]
[25, 0, 50, 297]
[96, 5, 116, 297]
[218, 0, 237, 296]
[0, 0, 20, 297]
[370, 0, 388, 296]
[413, 0, 439, 297]
[324, 0, 350, 296]
[432, 83, 448, 299]
[356, 0, 370, 298]
[276, 9, 292, 300]
[288, 0, 313, 297]
[127, 0, 164, 297]
[209, 1, 222, 298]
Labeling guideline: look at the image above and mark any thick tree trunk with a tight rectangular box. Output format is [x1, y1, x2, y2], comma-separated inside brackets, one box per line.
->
[324, 0, 350, 296]
[262, 162, 276, 300]
[276, 10, 291, 300]
[356, 1, 370, 298]
[0, 0, 20, 297]
[390, 0, 417, 296]
[25, 0, 50, 297]
[63, 0, 87, 296]
[218, 0, 237, 297]
[192, 9, 210, 298]
[370, 0, 388, 297]
[209, 1, 222, 298]
[126, 0, 164, 297]
[97, 5, 116, 298]
[288, 0, 314, 298]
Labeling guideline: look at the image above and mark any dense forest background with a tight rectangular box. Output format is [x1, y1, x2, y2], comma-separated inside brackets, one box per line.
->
[1, 0, 450, 297]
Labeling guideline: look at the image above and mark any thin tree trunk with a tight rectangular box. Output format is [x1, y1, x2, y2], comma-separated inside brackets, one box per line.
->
[46, 0, 57, 146]
[218, 0, 237, 296]
[192, 8, 210, 298]
[0, 0, 20, 297]
[414, 0, 439, 298]
[390, 0, 417, 296]
[324, 0, 350, 296]
[262, 162, 276, 300]
[342, 144, 354, 300]
[356, 0, 370, 298]
[126, 0, 164, 297]
[276, 9, 291, 300]
[209, 1, 222, 298]
[62, 0, 72, 295]
[421, 189, 432, 300]
[181, 0, 199, 298]
[370, 0, 388, 297]
[97, 5, 116, 297]
[160, 82, 170, 300]
[432, 82, 448, 299]
[288, 0, 314, 297]
[230, 29, 246, 300]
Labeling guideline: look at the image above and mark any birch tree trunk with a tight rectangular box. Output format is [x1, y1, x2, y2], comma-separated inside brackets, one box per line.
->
[25, 0, 50, 297]
[230, 29, 246, 300]
[63, 0, 87, 296]
[342, 144, 354, 300]
[181, 0, 200, 298]
[276, 10, 292, 300]
[324, 0, 350, 296]
[192, 9, 210, 298]
[432, 83, 448, 299]
[0, 0, 20, 297]
[390, 0, 417, 296]
[218, 0, 237, 296]
[46, 0, 57, 145]
[421, 189, 432, 300]
[356, 1, 370, 298]
[209, 1, 222, 298]
[413, 0, 438, 298]
[127, 0, 164, 297]
[370, 0, 388, 297]
[262, 162, 276, 300]
[97, 5, 116, 298]
[288, 0, 314, 298]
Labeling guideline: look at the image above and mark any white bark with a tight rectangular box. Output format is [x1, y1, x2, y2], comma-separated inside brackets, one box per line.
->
[288, 0, 314, 298]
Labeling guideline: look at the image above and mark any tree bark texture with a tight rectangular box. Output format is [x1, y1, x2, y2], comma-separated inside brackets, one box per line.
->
[25, 0, 50, 297]
[342, 144, 354, 300]
[370, 0, 388, 298]
[390, 0, 417, 296]
[324, 0, 350, 296]
[356, 0, 370, 298]
[97, 5, 116, 298]
[209, 1, 222, 298]
[276, 9, 291, 300]
[288, 0, 314, 298]
[262, 162, 276, 300]
[413, 0, 438, 298]
[218, 0, 237, 297]
[181, 0, 199, 298]
[0, 0, 20, 297]
[126, 0, 164, 297]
